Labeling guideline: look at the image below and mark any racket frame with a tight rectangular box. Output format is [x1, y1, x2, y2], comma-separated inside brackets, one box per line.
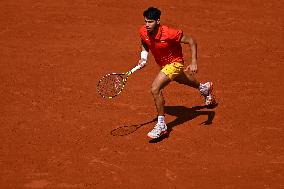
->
[97, 65, 141, 99]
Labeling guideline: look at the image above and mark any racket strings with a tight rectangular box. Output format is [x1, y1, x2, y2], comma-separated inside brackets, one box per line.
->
[97, 74, 125, 98]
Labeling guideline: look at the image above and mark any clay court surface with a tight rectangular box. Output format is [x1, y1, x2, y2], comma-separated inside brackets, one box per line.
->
[1, 0, 283, 188]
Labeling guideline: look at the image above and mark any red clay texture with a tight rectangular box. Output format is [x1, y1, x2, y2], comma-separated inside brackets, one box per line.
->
[0, 0, 283, 189]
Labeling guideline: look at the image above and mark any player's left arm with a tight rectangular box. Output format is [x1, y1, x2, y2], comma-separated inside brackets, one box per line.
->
[180, 34, 198, 74]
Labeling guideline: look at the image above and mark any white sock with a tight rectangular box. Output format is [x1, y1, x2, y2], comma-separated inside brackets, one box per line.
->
[158, 116, 165, 124]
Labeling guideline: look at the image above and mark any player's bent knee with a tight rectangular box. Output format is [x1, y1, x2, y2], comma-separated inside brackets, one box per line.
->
[151, 85, 161, 96]
[151, 86, 158, 96]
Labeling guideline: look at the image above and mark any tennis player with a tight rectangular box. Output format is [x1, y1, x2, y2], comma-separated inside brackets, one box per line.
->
[137, 7, 216, 139]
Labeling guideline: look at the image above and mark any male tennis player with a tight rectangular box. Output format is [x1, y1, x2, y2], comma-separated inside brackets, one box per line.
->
[137, 7, 216, 139]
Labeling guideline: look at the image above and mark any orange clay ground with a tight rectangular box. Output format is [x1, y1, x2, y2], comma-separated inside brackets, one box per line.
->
[0, 0, 283, 188]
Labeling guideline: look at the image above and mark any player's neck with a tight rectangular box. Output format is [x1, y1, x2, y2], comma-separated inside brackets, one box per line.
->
[149, 25, 160, 37]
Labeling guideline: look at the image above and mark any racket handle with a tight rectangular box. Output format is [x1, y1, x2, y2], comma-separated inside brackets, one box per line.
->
[129, 65, 142, 74]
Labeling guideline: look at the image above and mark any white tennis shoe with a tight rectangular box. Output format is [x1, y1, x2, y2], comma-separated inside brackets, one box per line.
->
[147, 123, 167, 139]
[199, 82, 216, 106]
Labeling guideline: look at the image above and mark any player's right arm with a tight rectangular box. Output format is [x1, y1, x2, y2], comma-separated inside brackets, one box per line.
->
[138, 40, 149, 68]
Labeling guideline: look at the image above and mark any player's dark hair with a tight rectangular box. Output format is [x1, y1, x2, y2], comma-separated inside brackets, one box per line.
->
[143, 7, 161, 20]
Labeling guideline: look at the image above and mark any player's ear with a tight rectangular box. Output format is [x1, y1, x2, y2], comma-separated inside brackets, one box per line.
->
[157, 19, 160, 24]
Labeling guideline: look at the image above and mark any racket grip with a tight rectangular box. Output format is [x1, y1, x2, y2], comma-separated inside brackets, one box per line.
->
[130, 65, 142, 74]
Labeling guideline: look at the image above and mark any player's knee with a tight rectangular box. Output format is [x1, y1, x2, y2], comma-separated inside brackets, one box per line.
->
[151, 85, 160, 96]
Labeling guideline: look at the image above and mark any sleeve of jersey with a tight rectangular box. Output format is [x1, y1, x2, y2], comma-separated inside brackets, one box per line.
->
[139, 26, 146, 42]
[168, 28, 183, 42]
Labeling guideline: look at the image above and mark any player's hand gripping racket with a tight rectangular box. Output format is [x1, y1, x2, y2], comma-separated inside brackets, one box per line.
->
[97, 65, 142, 99]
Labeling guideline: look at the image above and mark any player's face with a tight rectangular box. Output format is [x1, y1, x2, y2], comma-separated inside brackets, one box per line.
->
[144, 18, 160, 33]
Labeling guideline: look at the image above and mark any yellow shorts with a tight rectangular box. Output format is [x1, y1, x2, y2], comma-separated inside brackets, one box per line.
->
[161, 62, 184, 80]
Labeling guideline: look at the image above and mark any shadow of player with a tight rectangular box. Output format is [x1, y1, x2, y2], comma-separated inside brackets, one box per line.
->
[149, 104, 217, 143]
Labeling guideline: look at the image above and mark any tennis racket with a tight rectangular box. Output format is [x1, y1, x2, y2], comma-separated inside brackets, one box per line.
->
[97, 65, 142, 99]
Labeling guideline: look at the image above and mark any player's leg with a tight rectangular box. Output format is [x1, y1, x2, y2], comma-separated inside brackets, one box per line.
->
[173, 71, 200, 89]
[148, 71, 171, 139]
[151, 71, 171, 116]
[174, 71, 216, 106]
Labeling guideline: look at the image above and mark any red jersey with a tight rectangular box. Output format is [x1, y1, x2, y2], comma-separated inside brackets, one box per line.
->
[139, 25, 184, 67]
